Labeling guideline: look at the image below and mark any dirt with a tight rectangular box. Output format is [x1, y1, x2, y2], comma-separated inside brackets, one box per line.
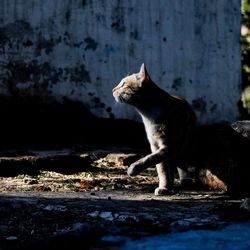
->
[0, 148, 249, 250]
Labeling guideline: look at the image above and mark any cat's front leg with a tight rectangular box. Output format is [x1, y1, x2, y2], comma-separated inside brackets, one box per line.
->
[127, 148, 168, 176]
[127, 160, 146, 176]
[155, 161, 175, 196]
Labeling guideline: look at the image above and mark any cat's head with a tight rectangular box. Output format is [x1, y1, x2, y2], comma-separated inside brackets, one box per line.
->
[112, 63, 151, 105]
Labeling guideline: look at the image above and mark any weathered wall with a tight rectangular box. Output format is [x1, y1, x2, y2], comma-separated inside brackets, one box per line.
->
[0, 0, 241, 124]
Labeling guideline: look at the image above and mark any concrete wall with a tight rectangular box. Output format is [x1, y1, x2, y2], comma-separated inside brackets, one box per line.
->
[0, 0, 241, 124]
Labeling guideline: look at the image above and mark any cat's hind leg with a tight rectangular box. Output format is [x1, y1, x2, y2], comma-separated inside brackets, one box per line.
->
[177, 166, 194, 188]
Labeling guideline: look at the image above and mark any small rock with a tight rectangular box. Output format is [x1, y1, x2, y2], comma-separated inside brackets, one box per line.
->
[53, 227, 71, 236]
[43, 205, 67, 212]
[101, 235, 127, 245]
[88, 211, 99, 218]
[138, 213, 156, 222]
[99, 211, 114, 221]
[6, 236, 18, 241]
[116, 213, 138, 223]
[184, 217, 201, 223]
[170, 220, 192, 232]
[72, 222, 87, 231]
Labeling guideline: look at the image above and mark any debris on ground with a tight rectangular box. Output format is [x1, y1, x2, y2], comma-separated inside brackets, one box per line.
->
[0, 148, 249, 250]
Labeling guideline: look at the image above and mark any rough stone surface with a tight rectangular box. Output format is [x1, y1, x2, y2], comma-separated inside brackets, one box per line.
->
[0, 191, 247, 250]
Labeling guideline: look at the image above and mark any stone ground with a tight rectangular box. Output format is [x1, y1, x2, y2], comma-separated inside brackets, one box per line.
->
[0, 148, 249, 250]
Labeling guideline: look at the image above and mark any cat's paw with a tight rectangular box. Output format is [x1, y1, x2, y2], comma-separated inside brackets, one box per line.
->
[127, 163, 141, 176]
[154, 187, 175, 196]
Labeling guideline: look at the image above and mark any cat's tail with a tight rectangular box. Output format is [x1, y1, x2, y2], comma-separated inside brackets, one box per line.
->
[231, 120, 250, 139]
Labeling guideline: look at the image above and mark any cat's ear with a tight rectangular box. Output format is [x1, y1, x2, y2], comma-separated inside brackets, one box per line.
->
[138, 63, 151, 86]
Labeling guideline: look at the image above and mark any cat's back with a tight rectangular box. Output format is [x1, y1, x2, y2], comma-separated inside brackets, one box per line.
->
[151, 91, 196, 126]
[169, 95, 196, 123]
[151, 93, 197, 152]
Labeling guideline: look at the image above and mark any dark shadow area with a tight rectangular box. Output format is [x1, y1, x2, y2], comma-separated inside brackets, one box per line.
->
[192, 123, 250, 197]
[0, 153, 94, 176]
[237, 99, 250, 120]
[0, 96, 148, 150]
[0, 147, 146, 177]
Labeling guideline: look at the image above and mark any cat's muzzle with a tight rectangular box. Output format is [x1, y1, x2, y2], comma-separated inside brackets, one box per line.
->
[113, 91, 128, 103]
[113, 91, 122, 103]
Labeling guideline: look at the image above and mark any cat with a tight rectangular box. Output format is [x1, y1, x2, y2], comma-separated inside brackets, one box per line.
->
[112, 63, 197, 195]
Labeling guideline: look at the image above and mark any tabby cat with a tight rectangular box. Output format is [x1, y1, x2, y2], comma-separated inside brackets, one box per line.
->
[112, 64, 197, 195]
